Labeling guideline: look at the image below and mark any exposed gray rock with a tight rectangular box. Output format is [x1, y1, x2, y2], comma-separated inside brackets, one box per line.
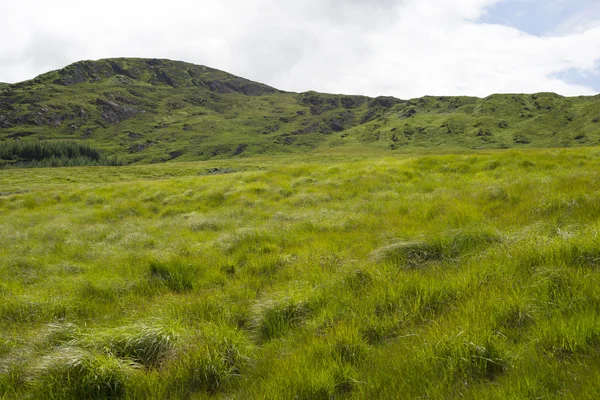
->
[328, 111, 355, 132]
[129, 141, 156, 153]
[261, 124, 280, 134]
[96, 98, 140, 124]
[233, 144, 247, 155]
[369, 96, 401, 109]
[53, 61, 112, 85]
[169, 150, 183, 159]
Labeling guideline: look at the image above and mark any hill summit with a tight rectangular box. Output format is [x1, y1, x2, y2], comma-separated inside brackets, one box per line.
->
[1, 58, 600, 164]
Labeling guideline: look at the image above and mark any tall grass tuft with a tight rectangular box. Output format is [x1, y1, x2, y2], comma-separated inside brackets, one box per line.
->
[166, 325, 252, 396]
[430, 335, 510, 383]
[93, 323, 178, 368]
[149, 259, 200, 292]
[255, 298, 314, 342]
[372, 229, 502, 268]
[28, 348, 137, 399]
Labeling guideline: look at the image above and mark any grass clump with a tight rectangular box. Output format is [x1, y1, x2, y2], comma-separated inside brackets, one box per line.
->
[165, 326, 252, 396]
[255, 297, 315, 342]
[373, 229, 501, 268]
[93, 323, 178, 368]
[495, 299, 536, 332]
[0, 300, 69, 325]
[149, 259, 200, 292]
[536, 311, 600, 357]
[27, 348, 136, 400]
[327, 325, 369, 367]
[431, 335, 510, 382]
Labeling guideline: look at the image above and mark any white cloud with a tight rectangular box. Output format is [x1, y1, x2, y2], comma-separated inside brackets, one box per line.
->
[0, 0, 599, 98]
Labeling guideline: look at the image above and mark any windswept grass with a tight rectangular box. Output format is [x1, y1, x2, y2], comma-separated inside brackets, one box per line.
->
[149, 259, 201, 292]
[27, 348, 136, 400]
[3, 147, 600, 398]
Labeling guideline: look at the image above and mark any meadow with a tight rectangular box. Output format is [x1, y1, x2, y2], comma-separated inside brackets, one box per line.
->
[2, 147, 600, 398]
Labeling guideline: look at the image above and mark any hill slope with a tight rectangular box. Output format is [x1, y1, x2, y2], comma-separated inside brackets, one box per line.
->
[1, 58, 600, 163]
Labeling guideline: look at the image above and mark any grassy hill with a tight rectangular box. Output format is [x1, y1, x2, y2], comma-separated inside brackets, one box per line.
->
[3, 148, 600, 398]
[4, 58, 600, 398]
[1, 58, 600, 166]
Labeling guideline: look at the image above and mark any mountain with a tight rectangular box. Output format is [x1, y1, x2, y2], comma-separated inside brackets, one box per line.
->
[1, 57, 600, 164]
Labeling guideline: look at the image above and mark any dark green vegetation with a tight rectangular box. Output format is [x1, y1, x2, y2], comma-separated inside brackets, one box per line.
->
[2, 58, 600, 165]
[0, 140, 121, 168]
[3, 148, 600, 398]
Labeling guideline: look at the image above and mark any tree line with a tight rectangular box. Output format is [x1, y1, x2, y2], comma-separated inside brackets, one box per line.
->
[0, 140, 122, 168]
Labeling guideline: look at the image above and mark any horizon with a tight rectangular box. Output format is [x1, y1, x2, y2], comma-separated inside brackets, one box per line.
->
[1, 0, 600, 98]
[2, 56, 599, 100]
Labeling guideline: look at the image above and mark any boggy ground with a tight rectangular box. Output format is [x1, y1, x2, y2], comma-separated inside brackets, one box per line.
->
[2, 147, 600, 399]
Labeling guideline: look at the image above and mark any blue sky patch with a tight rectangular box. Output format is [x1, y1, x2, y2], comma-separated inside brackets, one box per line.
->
[552, 67, 600, 93]
[480, 0, 600, 36]
[479, 0, 600, 93]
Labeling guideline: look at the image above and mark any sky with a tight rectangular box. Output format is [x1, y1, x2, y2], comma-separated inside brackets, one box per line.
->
[1, 0, 599, 98]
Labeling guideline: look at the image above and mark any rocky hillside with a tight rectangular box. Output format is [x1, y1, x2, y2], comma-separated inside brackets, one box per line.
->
[1, 58, 600, 164]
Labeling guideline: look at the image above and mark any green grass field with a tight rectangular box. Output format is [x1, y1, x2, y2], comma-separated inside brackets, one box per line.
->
[2, 147, 600, 399]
